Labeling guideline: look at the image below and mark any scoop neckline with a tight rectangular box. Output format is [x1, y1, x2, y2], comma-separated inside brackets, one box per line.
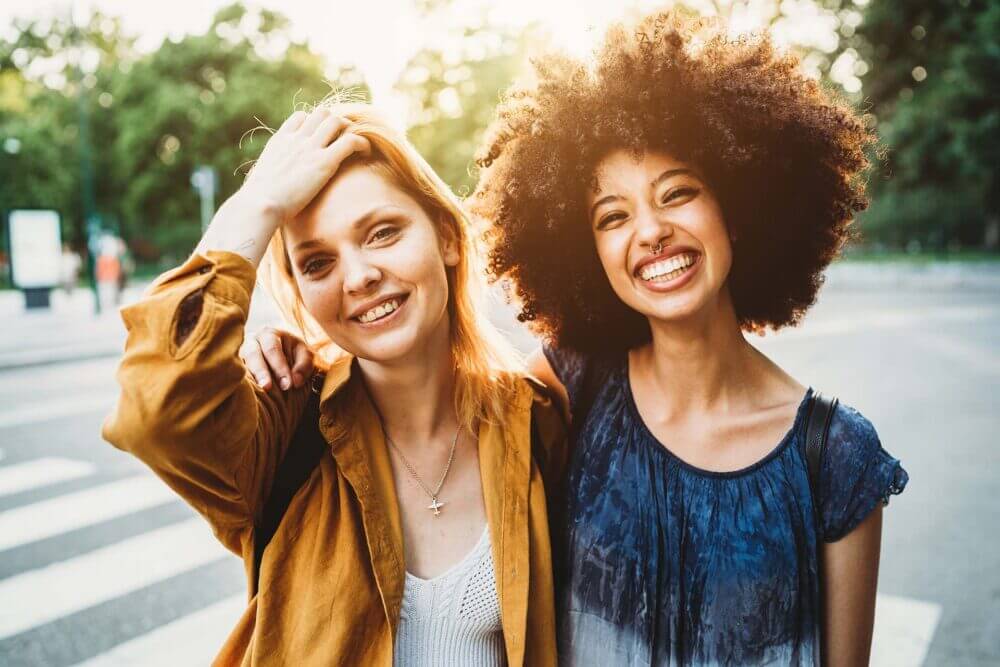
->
[622, 357, 813, 479]
[404, 523, 490, 585]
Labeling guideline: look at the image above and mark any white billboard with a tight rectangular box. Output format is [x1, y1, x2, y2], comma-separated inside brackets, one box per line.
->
[9, 209, 62, 289]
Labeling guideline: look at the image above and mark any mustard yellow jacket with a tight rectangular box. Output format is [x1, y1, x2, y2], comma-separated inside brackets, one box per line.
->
[102, 251, 569, 666]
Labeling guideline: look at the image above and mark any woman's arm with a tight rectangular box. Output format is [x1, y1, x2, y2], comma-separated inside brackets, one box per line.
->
[241, 327, 316, 392]
[193, 109, 368, 267]
[102, 108, 369, 553]
[820, 504, 883, 666]
[101, 251, 311, 554]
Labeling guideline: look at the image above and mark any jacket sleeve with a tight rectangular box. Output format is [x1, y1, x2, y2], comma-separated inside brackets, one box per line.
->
[101, 250, 310, 555]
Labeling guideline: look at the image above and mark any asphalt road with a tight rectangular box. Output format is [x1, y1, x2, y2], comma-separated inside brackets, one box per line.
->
[0, 282, 997, 666]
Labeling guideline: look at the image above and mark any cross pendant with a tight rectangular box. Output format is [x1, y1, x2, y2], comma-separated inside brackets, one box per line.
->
[427, 498, 445, 516]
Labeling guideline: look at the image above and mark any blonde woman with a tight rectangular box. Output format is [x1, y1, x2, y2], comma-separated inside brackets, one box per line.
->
[103, 103, 566, 666]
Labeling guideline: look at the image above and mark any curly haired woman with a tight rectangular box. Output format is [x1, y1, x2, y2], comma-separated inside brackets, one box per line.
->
[471, 11, 908, 666]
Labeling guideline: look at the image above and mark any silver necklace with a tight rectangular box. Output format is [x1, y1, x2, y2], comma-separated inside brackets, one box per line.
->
[385, 427, 460, 516]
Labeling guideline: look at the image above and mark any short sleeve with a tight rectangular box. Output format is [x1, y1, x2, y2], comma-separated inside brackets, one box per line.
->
[818, 402, 908, 542]
[542, 344, 592, 419]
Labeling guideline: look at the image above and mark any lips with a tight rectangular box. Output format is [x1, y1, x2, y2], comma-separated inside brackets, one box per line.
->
[636, 252, 698, 282]
[633, 246, 701, 280]
[348, 293, 409, 324]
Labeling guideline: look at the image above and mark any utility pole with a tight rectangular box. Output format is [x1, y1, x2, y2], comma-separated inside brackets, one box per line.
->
[68, 8, 101, 315]
[191, 166, 218, 233]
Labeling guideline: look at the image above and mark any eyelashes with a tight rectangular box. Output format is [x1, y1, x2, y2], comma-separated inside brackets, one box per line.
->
[594, 187, 700, 229]
[298, 225, 401, 276]
[597, 212, 628, 230]
[369, 226, 397, 243]
[662, 186, 698, 204]
[302, 258, 332, 275]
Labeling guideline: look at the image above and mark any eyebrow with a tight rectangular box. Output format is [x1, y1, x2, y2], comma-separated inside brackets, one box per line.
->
[589, 195, 624, 220]
[650, 168, 695, 190]
[291, 205, 405, 256]
[589, 168, 696, 220]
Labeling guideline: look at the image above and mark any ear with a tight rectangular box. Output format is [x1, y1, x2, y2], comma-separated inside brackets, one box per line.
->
[438, 215, 461, 267]
[442, 238, 461, 267]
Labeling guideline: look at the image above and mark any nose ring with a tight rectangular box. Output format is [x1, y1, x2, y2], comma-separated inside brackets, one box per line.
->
[651, 241, 664, 255]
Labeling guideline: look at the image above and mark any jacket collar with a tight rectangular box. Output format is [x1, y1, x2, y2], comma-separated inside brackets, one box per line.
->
[315, 355, 406, 633]
[478, 379, 534, 665]
[317, 353, 355, 408]
[313, 354, 537, 665]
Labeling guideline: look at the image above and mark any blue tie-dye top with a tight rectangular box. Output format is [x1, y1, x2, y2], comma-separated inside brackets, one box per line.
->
[545, 347, 908, 667]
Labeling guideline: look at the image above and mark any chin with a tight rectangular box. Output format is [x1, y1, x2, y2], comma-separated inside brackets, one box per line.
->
[347, 334, 421, 364]
[627, 291, 713, 325]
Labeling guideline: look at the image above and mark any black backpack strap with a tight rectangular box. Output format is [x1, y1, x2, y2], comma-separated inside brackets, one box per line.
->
[568, 353, 606, 445]
[252, 387, 328, 595]
[525, 377, 570, 490]
[804, 391, 839, 513]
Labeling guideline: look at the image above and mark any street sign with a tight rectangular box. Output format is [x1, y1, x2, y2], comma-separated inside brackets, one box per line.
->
[7, 209, 62, 309]
[8, 209, 61, 289]
[191, 165, 218, 232]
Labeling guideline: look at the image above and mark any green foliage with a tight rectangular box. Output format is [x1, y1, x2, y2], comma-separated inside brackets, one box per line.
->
[856, 0, 999, 249]
[393, 0, 865, 198]
[397, 24, 533, 196]
[2, 0, 995, 258]
[0, 3, 368, 261]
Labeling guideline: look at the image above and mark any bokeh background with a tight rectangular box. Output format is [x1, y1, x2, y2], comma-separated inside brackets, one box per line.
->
[0, 1, 997, 666]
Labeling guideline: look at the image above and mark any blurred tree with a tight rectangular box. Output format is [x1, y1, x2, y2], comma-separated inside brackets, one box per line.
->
[396, 22, 533, 195]
[396, 0, 865, 196]
[854, 0, 999, 249]
[108, 4, 367, 261]
[0, 12, 135, 250]
[0, 3, 368, 263]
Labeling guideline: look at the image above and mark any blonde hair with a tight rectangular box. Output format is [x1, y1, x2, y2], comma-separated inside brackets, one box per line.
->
[257, 101, 524, 433]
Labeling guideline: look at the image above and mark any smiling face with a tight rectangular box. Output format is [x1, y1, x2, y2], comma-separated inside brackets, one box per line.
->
[588, 149, 732, 325]
[284, 161, 459, 364]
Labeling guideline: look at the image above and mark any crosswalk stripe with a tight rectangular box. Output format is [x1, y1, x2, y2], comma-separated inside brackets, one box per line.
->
[0, 518, 231, 640]
[0, 457, 97, 498]
[0, 393, 119, 430]
[871, 593, 942, 666]
[74, 594, 245, 667]
[0, 475, 176, 552]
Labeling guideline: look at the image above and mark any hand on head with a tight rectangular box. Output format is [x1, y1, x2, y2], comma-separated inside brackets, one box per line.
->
[243, 107, 371, 225]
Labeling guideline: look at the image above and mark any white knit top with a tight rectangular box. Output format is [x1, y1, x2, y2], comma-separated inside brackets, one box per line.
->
[393, 526, 506, 666]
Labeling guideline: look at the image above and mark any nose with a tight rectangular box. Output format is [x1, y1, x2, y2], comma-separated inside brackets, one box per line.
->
[634, 205, 673, 252]
[341, 250, 381, 295]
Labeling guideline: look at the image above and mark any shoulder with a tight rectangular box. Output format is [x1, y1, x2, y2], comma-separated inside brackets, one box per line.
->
[823, 400, 883, 467]
[537, 344, 621, 420]
[816, 397, 908, 542]
[508, 373, 571, 484]
[520, 372, 567, 431]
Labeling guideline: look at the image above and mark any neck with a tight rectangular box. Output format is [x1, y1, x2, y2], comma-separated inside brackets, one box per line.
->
[634, 287, 764, 417]
[357, 317, 459, 447]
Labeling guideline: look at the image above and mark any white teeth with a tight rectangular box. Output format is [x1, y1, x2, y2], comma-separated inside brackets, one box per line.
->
[639, 253, 697, 281]
[358, 299, 400, 324]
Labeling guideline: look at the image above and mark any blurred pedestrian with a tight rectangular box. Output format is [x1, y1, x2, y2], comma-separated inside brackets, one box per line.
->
[60, 243, 82, 295]
[0, 250, 10, 288]
[95, 233, 122, 309]
[115, 236, 134, 301]
[473, 10, 908, 666]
